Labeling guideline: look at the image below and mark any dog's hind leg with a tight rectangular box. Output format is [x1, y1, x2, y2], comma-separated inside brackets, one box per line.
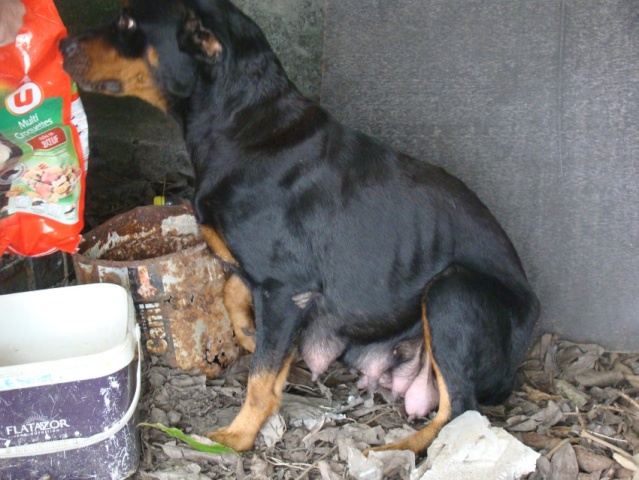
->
[224, 274, 256, 352]
[206, 281, 303, 451]
[200, 225, 257, 352]
[371, 265, 528, 455]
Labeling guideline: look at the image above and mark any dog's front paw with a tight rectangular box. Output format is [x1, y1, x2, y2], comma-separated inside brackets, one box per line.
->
[206, 426, 255, 452]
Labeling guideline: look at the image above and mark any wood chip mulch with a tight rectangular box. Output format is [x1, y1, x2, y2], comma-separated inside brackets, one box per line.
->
[131, 334, 639, 480]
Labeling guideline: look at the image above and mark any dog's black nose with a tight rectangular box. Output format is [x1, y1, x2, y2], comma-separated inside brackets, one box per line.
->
[59, 37, 77, 56]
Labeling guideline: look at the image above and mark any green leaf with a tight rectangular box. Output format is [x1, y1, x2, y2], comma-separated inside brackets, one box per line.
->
[138, 422, 239, 455]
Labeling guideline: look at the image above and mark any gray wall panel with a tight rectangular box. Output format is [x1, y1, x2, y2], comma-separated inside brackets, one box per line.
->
[321, 0, 639, 350]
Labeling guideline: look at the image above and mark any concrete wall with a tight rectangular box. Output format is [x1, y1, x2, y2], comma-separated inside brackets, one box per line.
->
[321, 0, 639, 351]
[232, 0, 324, 102]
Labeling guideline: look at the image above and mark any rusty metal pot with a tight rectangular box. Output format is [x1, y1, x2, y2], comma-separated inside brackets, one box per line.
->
[73, 204, 239, 378]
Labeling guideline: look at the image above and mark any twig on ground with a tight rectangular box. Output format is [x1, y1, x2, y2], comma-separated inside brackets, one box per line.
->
[544, 438, 573, 459]
[293, 445, 340, 480]
[581, 430, 637, 466]
[619, 391, 639, 411]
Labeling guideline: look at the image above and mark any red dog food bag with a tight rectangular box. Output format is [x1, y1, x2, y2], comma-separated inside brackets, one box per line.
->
[0, 0, 89, 257]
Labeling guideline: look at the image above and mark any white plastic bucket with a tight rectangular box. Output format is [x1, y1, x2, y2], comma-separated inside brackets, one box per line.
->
[0, 283, 141, 479]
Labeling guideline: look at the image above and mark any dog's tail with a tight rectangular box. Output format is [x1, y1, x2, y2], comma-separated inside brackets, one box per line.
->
[366, 281, 453, 455]
[369, 264, 538, 455]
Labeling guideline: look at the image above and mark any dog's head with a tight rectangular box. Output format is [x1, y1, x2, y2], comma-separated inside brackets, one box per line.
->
[60, 0, 250, 112]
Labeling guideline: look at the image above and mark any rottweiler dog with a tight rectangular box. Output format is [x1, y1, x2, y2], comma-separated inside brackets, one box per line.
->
[60, 0, 540, 454]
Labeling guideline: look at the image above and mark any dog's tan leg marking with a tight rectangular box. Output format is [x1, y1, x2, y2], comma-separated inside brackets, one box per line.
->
[199, 226, 257, 351]
[199, 225, 238, 266]
[223, 274, 256, 352]
[367, 299, 452, 455]
[206, 353, 295, 451]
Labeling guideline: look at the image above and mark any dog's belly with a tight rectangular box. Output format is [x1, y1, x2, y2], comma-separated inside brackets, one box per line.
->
[299, 314, 439, 418]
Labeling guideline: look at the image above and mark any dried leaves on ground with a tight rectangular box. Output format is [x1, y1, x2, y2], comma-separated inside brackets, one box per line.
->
[131, 335, 639, 480]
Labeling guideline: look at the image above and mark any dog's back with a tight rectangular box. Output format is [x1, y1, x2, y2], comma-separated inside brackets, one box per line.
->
[60, 0, 539, 455]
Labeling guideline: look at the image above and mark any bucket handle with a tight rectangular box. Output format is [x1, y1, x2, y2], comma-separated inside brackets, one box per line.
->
[0, 326, 143, 459]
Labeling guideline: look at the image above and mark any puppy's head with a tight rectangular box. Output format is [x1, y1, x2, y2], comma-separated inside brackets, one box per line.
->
[60, 0, 225, 112]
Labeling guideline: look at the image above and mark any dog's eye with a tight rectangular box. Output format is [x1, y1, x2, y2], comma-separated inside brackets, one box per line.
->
[117, 14, 137, 32]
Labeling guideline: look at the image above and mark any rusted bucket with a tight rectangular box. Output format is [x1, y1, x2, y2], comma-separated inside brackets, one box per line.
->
[72, 204, 240, 378]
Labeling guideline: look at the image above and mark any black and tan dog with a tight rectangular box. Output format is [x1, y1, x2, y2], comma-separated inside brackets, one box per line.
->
[60, 0, 540, 454]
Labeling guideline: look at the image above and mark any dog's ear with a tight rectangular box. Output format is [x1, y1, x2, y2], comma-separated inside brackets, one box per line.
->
[178, 9, 223, 63]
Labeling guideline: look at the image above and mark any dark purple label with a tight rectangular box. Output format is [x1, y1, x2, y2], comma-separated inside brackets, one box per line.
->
[0, 364, 134, 448]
